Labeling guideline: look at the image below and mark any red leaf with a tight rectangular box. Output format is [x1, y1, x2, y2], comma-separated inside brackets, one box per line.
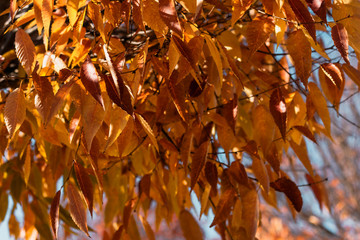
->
[269, 88, 287, 140]
[80, 55, 104, 108]
[190, 141, 209, 190]
[331, 23, 349, 64]
[270, 177, 303, 212]
[288, 0, 316, 42]
[320, 63, 343, 89]
[74, 161, 94, 217]
[50, 190, 61, 239]
[210, 188, 236, 227]
[159, 0, 182, 37]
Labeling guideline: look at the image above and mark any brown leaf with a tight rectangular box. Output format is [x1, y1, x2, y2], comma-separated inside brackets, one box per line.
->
[246, 17, 275, 58]
[190, 140, 209, 190]
[293, 125, 317, 143]
[305, 173, 323, 209]
[33, 73, 54, 122]
[205, 161, 218, 190]
[159, 0, 182, 37]
[342, 63, 360, 87]
[80, 55, 104, 108]
[232, 0, 254, 26]
[67, 183, 90, 236]
[305, 0, 327, 23]
[50, 190, 61, 239]
[15, 29, 36, 75]
[167, 71, 188, 121]
[331, 23, 349, 64]
[136, 113, 159, 151]
[265, 143, 280, 174]
[270, 177, 303, 212]
[172, 35, 197, 69]
[74, 161, 94, 217]
[320, 63, 343, 89]
[46, 79, 75, 125]
[288, 0, 316, 42]
[210, 188, 236, 227]
[4, 88, 26, 138]
[228, 161, 249, 186]
[179, 210, 203, 240]
[269, 88, 287, 140]
[139, 174, 151, 198]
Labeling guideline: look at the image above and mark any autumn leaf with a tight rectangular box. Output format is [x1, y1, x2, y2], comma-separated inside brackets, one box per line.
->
[305, 0, 327, 23]
[210, 188, 236, 227]
[288, 0, 316, 42]
[205, 161, 218, 190]
[246, 17, 275, 58]
[4, 88, 26, 138]
[136, 113, 159, 151]
[269, 88, 287, 140]
[80, 55, 104, 108]
[159, 0, 182, 37]
[15, 29, 36, 75]
[42, 0, 53, 38]
[320, 63, 343, 89]
[293, 125, 317, 144]
[305, 173, 323, 209]
[74, 161, 94, 217]
[342, 63, 360, 87]
[23, 145, 31, 185]
[270, 177, 303, 212]
[67, 183, 90, 236]
[190, 140, 209, 190]
[228, 160, 249, 186]
[33, 73, 54, 122]
[331, 23, 349, 64]
[232, 0, 254, 26]
[179, 210, 203, 240]
[50, 190, 61, 239]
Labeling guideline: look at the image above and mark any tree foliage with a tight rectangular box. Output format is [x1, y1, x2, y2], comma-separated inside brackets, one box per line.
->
[0, 0, 359, 239]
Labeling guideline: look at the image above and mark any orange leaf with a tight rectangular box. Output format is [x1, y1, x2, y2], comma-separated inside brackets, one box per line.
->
[74, 161, 94, 217]
[139, 174, 151, 198]
[172, 35, 197, 69]
[246, 17, 274, 58]
[50, 190, 61, 239]
[4, 88, 26, 138]
[331, 23, 349, 64]
[67, 183, 89, 236]
[232, 0, 254, 26]
[288, 0, 316, 42]
[10, 0, 17, 21]
[46, 78, 75, 125]
[159, 0, 182, 37]
[42, 0, 53, 38]
[305, 173, 323, 209]
[179, 210, 203, 240]
[342, 63, 360, 87]
[265, 143, 280, 174]
[240, 185, 259, 239]
[123, 199, 136, 229]
[33, 73, 54, 122]
[210, 188, 236, 227]
[269, 88, 287, 140]
[190, 140, 209, 190]
[252, 157, 270, 193]
[228, 160, 249, 186]
[15, 29, 36, 75]
[80, 55, 104, 108]
[136, 113, 159, 151]
[287, 30, 312, 86]
[67, 0, 81, 26]
[33, 0, 43, 34]
[205, 161, 218, 190]
[305, 0, 327, 23]
[289, 139, 313, 176]
[270, 177, 303, 212]
[293, 125, 317, 144]
[167, 71, 188, 121]
[23, 145, 31, 185]
[320, 63, 343, 89]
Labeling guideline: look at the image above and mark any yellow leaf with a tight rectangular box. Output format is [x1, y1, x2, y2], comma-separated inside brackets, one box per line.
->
[232, 0, 254, 26]
[342, 63, 360, 87]
[246, 17, 274, 58]
[289, 139, 314, 177]
[104, 107, 129, 152]
[308, 82, 331, 135]
[42, 0, 53, 38]
[252, 157, 270, 193]
[23, 145, 31, 185]
[4, 88, 26, 138]
[15, 29, 36, 75]
[142, 0, 168, 35]
[136, 113, 159, 151]
[67, 0, 81, 26]
[204, 34, 223, 83]
[33, 0, 43, 34]
[67, 183, 90, 236]
[179, 210, 203, 240]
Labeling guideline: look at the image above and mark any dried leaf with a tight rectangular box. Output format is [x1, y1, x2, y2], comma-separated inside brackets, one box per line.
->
[159, 0, 182, 36]
[50, 190, 61, 239]
[190, 140, 209, 190]
[287, 30, 312, 86]
[74, 161, 94, 217]
[15, 29, 36, 75]
[33, 73, 54, 122]
[293, 125, 317, 143]
[179, 210, 203, 240]
[80, 56, 104, 108]
[320, 63, 343, 89]
[270, 177, 303, 212]
[210, 188, 236, 227]
[136, 113, 159, 151]
[305, 0, 327, 23]
[288, 0, 316, 42]
[331, 23, 349, 64]
[4, 88, 26, 138]
[205, 161, 218, 190]
[246, 17, 275, 58]
[228, 161, 249, 186]
[269, 88, 287, 140]
[67, 183, 90, 236]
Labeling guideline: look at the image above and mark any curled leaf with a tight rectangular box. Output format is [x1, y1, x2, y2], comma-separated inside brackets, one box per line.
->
[50, 190, 61, 239]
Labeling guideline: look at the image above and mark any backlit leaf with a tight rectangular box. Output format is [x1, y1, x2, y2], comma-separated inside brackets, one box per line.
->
[331, 23, 349, 64]
[246, 17, 275, 58]
[269, 88, 287, 140]
[74, 161, 94, 217]
[270, 177, 303, 212]
[210, 188, 236, 227]
[293, 125, 317, 144]
[305, 173, 323, 209]
[232, 0, 254, 26]
[320, 63, 343, 89]
[67, 0, 81, 26]
[50, 190, 61, 239]
[290, 139, 313, 176]
[42, 0, 53, 38]
[15, 29, 36, 75]
[252, 157, 270, 193]
[342, 63, 360, 87]
[179, 210, 203, 240]
[205, 161, 218, 190]
[4, 88, 26, 138]
[190, 140, 209, 190]
[33, 73, 54, 122]
[80, 55, 104, 108]
[67, 183, 90, 236]
[23, 144, 31, 185]
[288, 0, 316, 42]
[159, 0, 182, 37]
[305, 0, 327, 23]
[136, 113, 159, 151]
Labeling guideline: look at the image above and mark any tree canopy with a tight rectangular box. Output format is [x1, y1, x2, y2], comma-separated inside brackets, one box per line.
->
[0, 0, 360, 239]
